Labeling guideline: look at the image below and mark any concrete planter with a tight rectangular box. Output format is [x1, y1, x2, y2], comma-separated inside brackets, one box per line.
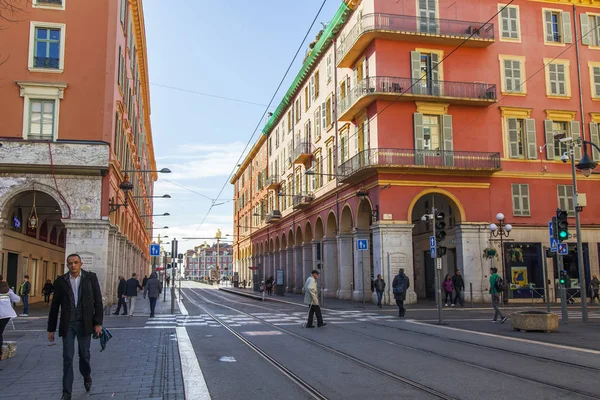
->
[511, 311, 559, 333]
[1, 341, 17, 360]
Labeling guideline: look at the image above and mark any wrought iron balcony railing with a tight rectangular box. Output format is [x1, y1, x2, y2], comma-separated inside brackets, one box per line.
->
[337, 13, 494, 64]
[338, 148, 501, 179]
[337, 76, 496, 117]
[265, 175, 280, 190]
[34, 57, 60, 69]
[38, 0, 63, 3]
[292, 193, 314, 209]
[293, 142, 314, 165]
[266, 210, 282, 223]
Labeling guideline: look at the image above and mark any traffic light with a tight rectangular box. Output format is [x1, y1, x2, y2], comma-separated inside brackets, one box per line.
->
[435, 212, 446, 241]
[556, 209, 569, 242]
[438, 246, 447, 257]
[559, 270, 567, 286]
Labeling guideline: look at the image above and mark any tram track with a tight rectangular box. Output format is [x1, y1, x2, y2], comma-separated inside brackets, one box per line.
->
[182, 288, 456, 400]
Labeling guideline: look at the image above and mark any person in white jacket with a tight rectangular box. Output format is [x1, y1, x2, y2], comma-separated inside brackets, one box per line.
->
[0, 275, 21, 360]
[303, 270, 326, 328]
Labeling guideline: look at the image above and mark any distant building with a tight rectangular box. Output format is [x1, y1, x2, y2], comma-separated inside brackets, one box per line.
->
[185, 243, 233, 280]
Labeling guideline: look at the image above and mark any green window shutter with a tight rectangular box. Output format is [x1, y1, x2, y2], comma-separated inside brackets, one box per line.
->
[580, 14, 590, 45]
[503, 60, 513, 91]
[507, 118, 520, 158]
[562, 12, 572, 43]
[557, 64, 566, 95]
[512, 60, 522, 92]
[590, 122, 600, 161]
[442, 114, 454, 166]
[411, 51, 422, 95]
[544, 11, 554, 42]
[570, 121, 581, 160]
[511, 184, 522, 216]
[321, 101, 327, 129]
[525, 118, 537, 159]
[557, 185, 566, 210]
[414, 113, 424, 165]
[565, 185, 574, 216]
[593, 67, 600, 97]
[500, 7, 509, 38]
[544, 120, 555, 160]
[431, 52, 440, 96]
[509, 7, 519, 39]
[521, 184, 530, 216]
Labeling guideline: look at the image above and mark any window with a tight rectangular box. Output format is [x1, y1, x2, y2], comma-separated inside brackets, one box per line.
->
[499, 56, 526, 94]
[275, 128, 280, 148]
[287, 111, 293, 132]
[326, 141, 334, 181]
[411, 50, 442, 95]
[118, 46, 124, 88]
[543, 114, 580, 161]
[33, 0, 65, 10]
[314, 107, 321, 139]
[512, 184, 530, 216]
[552, 121, 569, 158]
[327, 53, 333, 83]
[589, 63, 600, 99]
[581, 14, 600, 47]
[543, 9, 572, 44]
[120, 0, 127, 28]
[29, 23, 66, 71]
[339, 129, 349, 163]
[18, 82, 66, 141]
[557, 185, 575, 216]
[313, 70, 320, 99]
[27, 100, 55, 140]
[422, 115, 441, 150]
[323, 96, 333, 128]
[545, 60, 570, 97]
[295, 98, 301, 122]
[506, 118, 537, 159]
[414, 111, 454, 165]
[304, 120, 312, 143]
[499, 4, 520, 41]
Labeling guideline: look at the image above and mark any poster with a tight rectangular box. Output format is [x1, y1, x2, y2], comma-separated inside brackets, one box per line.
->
[511, 266, 528, 288]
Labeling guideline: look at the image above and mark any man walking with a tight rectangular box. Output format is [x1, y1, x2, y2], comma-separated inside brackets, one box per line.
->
[392, 268, 410, 317]
[489, 267, 507, 323]
[112, 275, 127, 316]
[48, 254, 103, 400]
[125, 273, 142, 317]
[19, 275, 31, 316]
[303, 270, 326, 328]
[374, 274, 386, 308]
[141, 275, 148, 289]
[143, 272, 162, 318]
[452, 269, 465, 307]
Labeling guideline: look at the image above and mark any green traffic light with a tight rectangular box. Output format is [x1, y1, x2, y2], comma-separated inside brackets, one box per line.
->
[559, 231, 568, 239]
[559, 279, 565, 284]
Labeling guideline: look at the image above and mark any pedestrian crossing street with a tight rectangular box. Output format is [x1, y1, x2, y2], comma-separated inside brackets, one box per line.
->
[144, 310, 400, 329]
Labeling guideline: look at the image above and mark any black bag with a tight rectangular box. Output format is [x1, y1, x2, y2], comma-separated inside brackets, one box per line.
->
[393, 280, 407, 295]
[494, 276, 506, 292]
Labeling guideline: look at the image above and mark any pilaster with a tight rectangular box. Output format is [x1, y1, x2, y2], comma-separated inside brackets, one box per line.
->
[322, 237, 339, 298]
[456, 224, 490, 302]
[286, 247, 294, 292]
[352, 229, 372, 303]
[294, 245, 303, 294]
[337, 233, 353, 300]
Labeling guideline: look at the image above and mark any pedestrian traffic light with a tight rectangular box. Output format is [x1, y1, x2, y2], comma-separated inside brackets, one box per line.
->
[559, 270, 567, 286]
[435, 212, 446, 241]
[438, 246, 447, 257]
[556, 209, 569, 242]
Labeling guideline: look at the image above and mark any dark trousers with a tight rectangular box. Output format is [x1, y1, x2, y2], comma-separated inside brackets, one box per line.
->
[115, 296, 127, 314]
[307, 305, 324, 327]
[444, 291, 452, 304]
[21, 295, 28, 314]
[0, 318, 9, 358]
[62, 320, 92, 394]
[149, 297, 158, 317]
[453, 289, 464, 306]
[44, 294, 51, 304]
[396, 299, 405, 316]
[376, 291, 383, 305]
[591, 289, 599, 303]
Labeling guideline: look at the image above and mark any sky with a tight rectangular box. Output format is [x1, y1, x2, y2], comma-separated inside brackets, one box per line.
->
[143, 0, 341, 253]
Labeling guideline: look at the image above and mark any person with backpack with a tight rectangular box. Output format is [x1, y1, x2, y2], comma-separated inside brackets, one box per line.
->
[392, 269, 410, 317]
[489, 267, 507, 323]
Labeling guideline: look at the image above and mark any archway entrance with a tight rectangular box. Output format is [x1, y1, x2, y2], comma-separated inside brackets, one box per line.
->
[410, 191, 463, 300]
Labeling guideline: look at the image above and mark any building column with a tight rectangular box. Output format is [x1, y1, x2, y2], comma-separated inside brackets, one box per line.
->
[286, 247, 294, 293]
[302, 243, 313, 284]
[294, 245, 303, 294]
[337, 233, 353, 300]
[352, 229, 372, 303]
[322, 237, 339, 298]
[371, 223, 416, 304]
[106, 225, 118, 305]
[456, 224, 490, 303]
[279, 249, 286, 289]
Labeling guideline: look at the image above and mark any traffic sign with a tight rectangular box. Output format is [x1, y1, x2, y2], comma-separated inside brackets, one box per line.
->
[548, 220, 553, 239]
[436, 258, 442, 270]
[430, 236, 436, 247]
[430, 235, 437, 259]
[550, 238, 558, 252]
[357, 239, 369, 251]
[150, 243, 160, 257]
[557, 243, 568, 255]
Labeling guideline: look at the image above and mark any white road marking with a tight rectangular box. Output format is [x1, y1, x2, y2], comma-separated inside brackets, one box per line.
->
[177, 326, 211, 399]
[178, 299, 189, 316]
[219, 356, 237, 362]
[243, 331, 283, 336]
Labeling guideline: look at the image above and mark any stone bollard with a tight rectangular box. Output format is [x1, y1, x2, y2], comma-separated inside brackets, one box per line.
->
[1, 341, 17, 360]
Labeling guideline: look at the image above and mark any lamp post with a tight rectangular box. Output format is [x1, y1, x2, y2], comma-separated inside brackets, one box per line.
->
[489, 213, 512, 304]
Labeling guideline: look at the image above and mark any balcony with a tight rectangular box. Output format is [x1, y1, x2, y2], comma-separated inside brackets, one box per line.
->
[266, 210, 282, 224]
[337, 148, 501, 182]
[338, 77, 496, 121]
[34, 57, 60, 69]
[38, 0, 63, 3]
[266, 175, 280, 191]
[293, 194, 314, 210]
[292, 142, 314, 167]
[337, 13, 494, 67]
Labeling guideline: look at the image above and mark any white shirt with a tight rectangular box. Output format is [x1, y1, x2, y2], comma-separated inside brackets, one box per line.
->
[69, 274, 81, 306]
[0, 289, 20, 319]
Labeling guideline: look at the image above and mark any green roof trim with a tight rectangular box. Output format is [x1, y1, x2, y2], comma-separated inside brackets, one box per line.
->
[261, 1, 352, 136]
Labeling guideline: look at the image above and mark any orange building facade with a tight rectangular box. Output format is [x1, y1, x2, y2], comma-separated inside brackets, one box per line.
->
[233, 0, 600, 304]
[0, 0, 156, 306]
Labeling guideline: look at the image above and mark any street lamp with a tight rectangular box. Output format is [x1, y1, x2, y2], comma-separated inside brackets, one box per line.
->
[148, 226, 169, 230]
[489, 213, 512, 304]
[109, 175, 135, 213]
[121, 168, 172, 174]
[355, 188, 379, 222]
[141, 212, 170, 217]
[131, 194, 171, 199]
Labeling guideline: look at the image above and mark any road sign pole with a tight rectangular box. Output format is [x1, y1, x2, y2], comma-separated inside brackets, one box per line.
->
[432, 196, 442, 325]
[558, 254, 568, 324]
[542, 246, 550, 312]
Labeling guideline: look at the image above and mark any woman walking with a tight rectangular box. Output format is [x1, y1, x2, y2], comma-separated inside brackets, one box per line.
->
[143, 272, 162, 318]
[0, 274, 21, 361]
[442, 274, 454, 307]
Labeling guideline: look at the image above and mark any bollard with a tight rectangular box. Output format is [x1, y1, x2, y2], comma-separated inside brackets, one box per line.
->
[470, 283, 473, 308]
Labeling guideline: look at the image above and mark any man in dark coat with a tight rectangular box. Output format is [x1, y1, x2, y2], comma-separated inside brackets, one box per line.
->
[141, 275, 148, 288]
[392, 268, 410, 317]
[48, 254, 103, 400]
[125, 273, 143, 316]
[143, 272, 162, 318]
[113, 275, 128, 315]
[452, 269, 465, 307]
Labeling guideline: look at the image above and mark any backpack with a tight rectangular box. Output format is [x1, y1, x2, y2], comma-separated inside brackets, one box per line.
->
[393, 278, 407, 295]
[494, 276, 506, 292]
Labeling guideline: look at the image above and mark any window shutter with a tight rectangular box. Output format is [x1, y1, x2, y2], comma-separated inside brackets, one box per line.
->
[442, 114, 454, 166]
[500, 7, 510, 38]
[570, 121, 581, 160]
[557, 64, 566, 95]
[562, 12, 572, 43]
[503, 60, 512, 91]
[431, 52, 440, 95]
[580, 14, 590, 45]
[414, 113, 424, 165]
[509, 7, 519, 39]
[590, 122, 600, 161]
[321, 101, 327, 129]
[411, 51, 422, 94]
[526, 119, 537, 159]
[566, 185, 574, 215]
[507, 118, 520, 158]
[521, 184, 530, 216]
[511, 184, 521, 216]
[557, 185, 566, 210]
[544, 120, 555, 160]
[593, 67, 600, 97]
[354, 125, 359, 156]
[544, 11, 554, 42]
[512, 60, 522, 92]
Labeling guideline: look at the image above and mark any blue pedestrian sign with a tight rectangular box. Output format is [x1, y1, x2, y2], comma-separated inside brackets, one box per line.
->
[150, 243, 161, 256]
[548, 221, 554, 239]
[430, 235, 437, 259]
[357, 239, 369, 251]
[550, 238, 558, 252]
[557, 243, 568, 255]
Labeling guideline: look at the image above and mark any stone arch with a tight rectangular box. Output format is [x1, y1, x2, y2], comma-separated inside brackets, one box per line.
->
[304, 221, 313, 243]
[0, 180, 71, 220]
[407, 188, 466, 223]
[287, 229, 295, 248]
[281, 232, 287, 249]
[314, 216, 324, 240]
[356, 197, 373, 229]
[269, 238, 274, 253]
[295, 225, 303, 246]
[326, 211, 337, 238]
[274, 235, 280, 252]
[339, 204, 354, 234]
